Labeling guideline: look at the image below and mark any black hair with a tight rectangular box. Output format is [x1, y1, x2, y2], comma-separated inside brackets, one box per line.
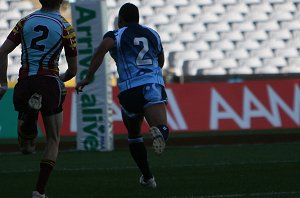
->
[118, 3, 139, 23]
[39, 0, 63, 9]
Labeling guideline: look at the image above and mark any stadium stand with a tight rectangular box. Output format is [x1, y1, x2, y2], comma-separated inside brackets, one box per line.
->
[2, 0, 300, 81]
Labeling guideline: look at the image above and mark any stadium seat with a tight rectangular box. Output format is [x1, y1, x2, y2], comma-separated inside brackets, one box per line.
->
[254, 65, 280, 74]
[196, 31, 220, 42]
[196, 12, 220, 24]
[178, 4, 201, 15]
[261, 39, 285, 49]
[182, 59, 213, 75]
[158, 23, 182, 34]
[163, 41, 185, 52]
[202, 3, 225, 14]
[262, 57, 287, 68]
[0, 1, 9, 11]
[249, 2, 273, 13]
[173, 31, 196, 43]
[190, 0, 213, 6]
[214, 58, 238, 69]
[281, 65, 300, 73]
[281, 20, 300, 31]
[273, 1, 296, 12]
[165, 0, 189, 6]
[0, 10, 22, 21]
[207, 22, 231, 32]
[245, 11, 268, 22]
[238, 57, 262, 68]
[159, 32, 172, 42]
[142, 0, 164, 8]
[170, 13, 194, 25]
[236, 40, 260, 50]
[202, 66, 227, 75]
[106, 0, 117, 8]
[269, 29, 292, 40]
[9, 1, 34, 11]
[222, 12, 244, 23]
[226, 48, 249, 59]
[201, 49, 224, 60]
[256, 20, 280, 31]
[185, 40, 210, 51]
[250, 47, 274, 59]
[275, 47, 299, 58]
[221, 30, 244, 41]
[228, 66, 253, 74]
[0, 19, 9, 30]
[218, 0, 238, 6]
[211, 40, 235, 51]
[155, 5, 177, 16]
[226, 2, 249, 14]
[244, 30, 268, 41]
[269, 11, 293, 21]
[144, 14, 169, 25]
[182, 22, 206, 33]
[139, 5, 154, 17]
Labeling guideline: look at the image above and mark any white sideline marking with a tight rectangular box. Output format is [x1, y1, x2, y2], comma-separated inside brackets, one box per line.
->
[0, 159, 299, 174]
[166, 191, 300, 198]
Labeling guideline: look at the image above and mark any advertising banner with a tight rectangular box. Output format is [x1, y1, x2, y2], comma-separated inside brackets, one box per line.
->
[71, 0, 113, 151]
[1, 78, 300, 138]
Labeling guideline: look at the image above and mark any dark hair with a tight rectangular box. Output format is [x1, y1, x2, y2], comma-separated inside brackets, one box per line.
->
[39, 0, 62, 9]
[118, 3, 139, 23]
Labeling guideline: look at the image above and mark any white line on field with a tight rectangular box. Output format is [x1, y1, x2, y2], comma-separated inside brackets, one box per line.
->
[0, 159, 299, 174]
[165, 191, 300, 198]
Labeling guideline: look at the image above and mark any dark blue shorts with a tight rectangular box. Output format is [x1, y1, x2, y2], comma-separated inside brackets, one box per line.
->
[118, 83, 167, 117]
[13, 75, 66, 116]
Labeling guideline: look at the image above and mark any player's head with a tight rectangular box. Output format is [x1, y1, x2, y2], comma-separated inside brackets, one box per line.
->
[39, 0, 63, 10]
[118, 3, 139, 28]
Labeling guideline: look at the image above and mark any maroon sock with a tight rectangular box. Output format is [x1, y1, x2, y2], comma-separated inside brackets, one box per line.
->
[35, 159, 56, 194]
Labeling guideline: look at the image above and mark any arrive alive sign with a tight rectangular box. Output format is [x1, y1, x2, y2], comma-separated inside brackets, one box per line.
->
[71, 0, 113, 151]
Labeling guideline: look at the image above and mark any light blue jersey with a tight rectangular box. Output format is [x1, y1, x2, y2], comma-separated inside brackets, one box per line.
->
[8, 10, 77, 79]
[104, 24, 164, 92]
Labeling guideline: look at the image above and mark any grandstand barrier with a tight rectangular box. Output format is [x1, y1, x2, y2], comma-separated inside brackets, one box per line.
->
[1, 77, 300, 139]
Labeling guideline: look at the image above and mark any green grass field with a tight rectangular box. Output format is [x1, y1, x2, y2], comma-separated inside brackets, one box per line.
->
[0, 141, 300, 198]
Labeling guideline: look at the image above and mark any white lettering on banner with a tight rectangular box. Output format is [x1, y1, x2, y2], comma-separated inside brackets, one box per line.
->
[111, 88, 187, 130]
[210, 84, 300, 130]
[268, 85, 300, 125]
[166, 88, 188, 130]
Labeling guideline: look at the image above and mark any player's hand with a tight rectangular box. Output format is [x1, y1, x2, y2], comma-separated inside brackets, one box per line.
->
[75, 78, 90, 94]
[0, 88, 7, 101]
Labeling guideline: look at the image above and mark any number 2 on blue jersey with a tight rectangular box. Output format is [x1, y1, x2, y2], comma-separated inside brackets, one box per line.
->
[134, 37, 153, 66]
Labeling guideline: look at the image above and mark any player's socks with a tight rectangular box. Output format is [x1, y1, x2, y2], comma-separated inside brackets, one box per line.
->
[35, 159, 56, 194]
[128, 137, 153, 180]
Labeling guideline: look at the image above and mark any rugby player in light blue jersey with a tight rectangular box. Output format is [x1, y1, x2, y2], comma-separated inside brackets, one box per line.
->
[0, 0, 77, 197]
[76, 3, 169, 188]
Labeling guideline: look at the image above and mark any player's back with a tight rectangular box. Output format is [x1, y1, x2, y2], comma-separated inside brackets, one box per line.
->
[111, 24, 164, 92]
[8, 10, 75, 79]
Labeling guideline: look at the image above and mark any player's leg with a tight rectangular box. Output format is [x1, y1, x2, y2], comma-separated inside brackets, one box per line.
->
[122, 109, 155, 186]
[13, 78, 41, 154]
[34, 112, 62, 195]
[33, 76, 66, 196]
[143, 84, 169, 155]
[144, 103, 169, 155]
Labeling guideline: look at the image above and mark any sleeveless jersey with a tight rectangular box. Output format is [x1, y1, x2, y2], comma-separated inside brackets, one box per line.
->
[7, 10, 77, 80]
[104, 24, 164, 92]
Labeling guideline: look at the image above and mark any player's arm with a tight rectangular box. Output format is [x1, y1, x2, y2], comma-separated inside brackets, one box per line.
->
[60, 56, 77, 82]
[60, 25, 78, 82]
[0, 39, 18, 100]
[75, 37, 114, 92]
